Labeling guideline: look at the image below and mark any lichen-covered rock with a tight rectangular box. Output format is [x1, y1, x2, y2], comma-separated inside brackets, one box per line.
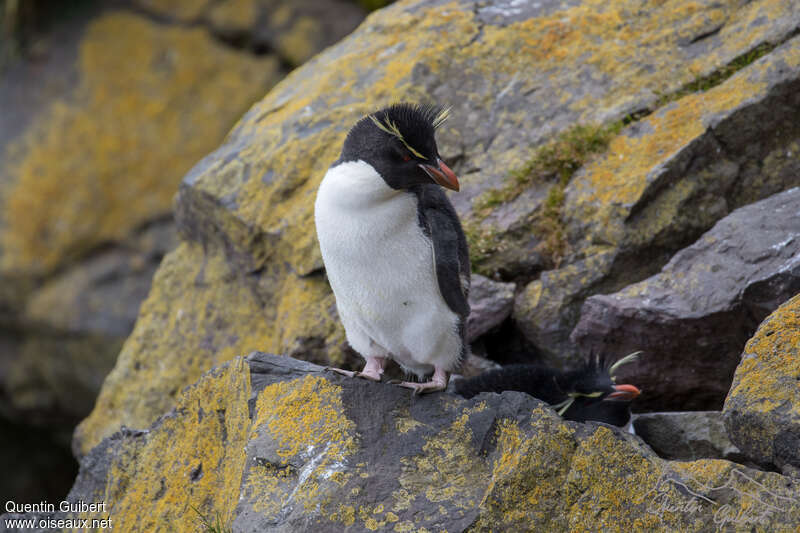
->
[209, 0, 367, 67]
[515, 35, 800, 362]
[724, 293, 800, 471]
[32, 354, 800, 532]
[76, 0, 800, 455]
[0, 10, 279, 281]
[633, 412, 745, 463]
[570, 188, 800, 410]
[0, 4, 281, 429]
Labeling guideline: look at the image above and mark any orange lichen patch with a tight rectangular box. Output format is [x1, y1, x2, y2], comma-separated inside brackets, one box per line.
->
[252, 375, 357, 461]
[398, 403, 490, 514]
[0, 11, 277, 277]
[564, 427, 668, 531]
[473, 409, 577, 530]
[207, 0, 258, 32]
[726, 293, 800, 414]
[566, 56, 770, 246]
[75, 358, 251, 531]
[246, 375, 359, 518]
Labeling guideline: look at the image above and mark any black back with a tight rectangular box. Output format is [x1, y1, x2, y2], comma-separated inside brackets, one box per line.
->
[413, 184, 470, 319]
[454, 361, 634, 426]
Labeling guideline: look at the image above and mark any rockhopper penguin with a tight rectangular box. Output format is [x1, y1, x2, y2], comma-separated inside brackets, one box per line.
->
[454, 352, 642, 427]
[314, 103, 469, 394]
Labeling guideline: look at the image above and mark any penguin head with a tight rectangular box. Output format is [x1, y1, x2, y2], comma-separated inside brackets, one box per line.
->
[341, 103, 460, 191]
[556, 352, 642, 425]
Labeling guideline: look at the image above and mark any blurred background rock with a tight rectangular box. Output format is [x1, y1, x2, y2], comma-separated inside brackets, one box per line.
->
[0, 0, 389, 504]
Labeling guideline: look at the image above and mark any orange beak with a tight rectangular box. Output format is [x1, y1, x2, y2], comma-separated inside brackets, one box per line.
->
[420, 158, 460, 191]
[607, 384, 641, 401]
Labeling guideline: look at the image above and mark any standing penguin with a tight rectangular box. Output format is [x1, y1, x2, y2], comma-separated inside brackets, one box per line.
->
[314, 103, 469, 394]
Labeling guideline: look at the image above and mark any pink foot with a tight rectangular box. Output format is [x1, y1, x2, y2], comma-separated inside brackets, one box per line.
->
[396, 366, 449, 395]
[326, 356, 386, 382]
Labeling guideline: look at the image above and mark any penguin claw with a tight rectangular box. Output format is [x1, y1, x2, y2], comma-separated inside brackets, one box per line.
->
[395, 380, 447, 395]
[325, 367, 359, 379]
[324, 366, 383, 382]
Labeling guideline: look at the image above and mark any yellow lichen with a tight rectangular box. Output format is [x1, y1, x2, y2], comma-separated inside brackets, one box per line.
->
[248, 375, 358, 517]
[73, 358, 251, 531]
[0, 11, 278, 277]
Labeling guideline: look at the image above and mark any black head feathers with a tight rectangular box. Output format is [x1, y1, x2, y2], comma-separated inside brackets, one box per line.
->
[454, 352, 642, 427]
[339, 103, 458, 191]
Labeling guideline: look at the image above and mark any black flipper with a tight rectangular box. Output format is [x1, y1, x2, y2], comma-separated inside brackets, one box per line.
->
[412, 184, 470, 318]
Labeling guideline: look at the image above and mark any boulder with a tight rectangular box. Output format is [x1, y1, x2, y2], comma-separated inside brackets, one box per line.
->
[515, 36, 800, 363]
[724, 293, 800, 471]
[75, 0, 800, 455]
[0, 4, 281, 427]
[632, 412, 745, 463]
[571, 188, 800, 411]
[15, 353, 800, 532]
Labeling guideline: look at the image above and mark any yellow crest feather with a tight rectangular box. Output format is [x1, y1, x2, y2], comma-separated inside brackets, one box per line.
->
[368, 114, 428, 160]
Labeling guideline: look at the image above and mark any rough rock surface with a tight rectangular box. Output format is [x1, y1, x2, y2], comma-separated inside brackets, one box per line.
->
[724, 293, 800, 471]
[13, 353, 800, 533]
[466, 274, 515, 342]
[515, 37, 800, 363]
[0, 0, 376, 505]
[75, 0, 800, 455]
[571, 188, 800, 411]
[0, 4, 280, 426]
[633, 412, 745, 463]
[133, 0, 369, 67]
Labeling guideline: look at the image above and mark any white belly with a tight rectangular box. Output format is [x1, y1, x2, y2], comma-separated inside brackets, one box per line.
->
[314, 160, 461, 372]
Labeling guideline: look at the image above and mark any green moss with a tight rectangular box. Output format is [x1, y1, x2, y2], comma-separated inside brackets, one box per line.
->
[469, 122, 622, 268]
[463, 221, 500, 276]
[473, 123, 621, 217]
[192, 505, 233, 533]
[654, 39, 786, 110]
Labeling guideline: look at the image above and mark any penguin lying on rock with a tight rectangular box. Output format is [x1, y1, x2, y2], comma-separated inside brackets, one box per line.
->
[454, 352, 642, 427]
[315, 103, 469, 394]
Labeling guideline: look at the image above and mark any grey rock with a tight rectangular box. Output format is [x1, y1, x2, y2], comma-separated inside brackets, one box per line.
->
[633, 411, 745, 462]
[466, 274, 515, 342]
[571, 188, 800, 411]
[34, 353, 800, 532]
[723, 293, 800, 470]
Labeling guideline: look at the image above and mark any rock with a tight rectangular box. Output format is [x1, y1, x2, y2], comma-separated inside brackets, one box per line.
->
[0, 9, 280, 283]
[571, 188, 800, 411]
[21, 353, 800, 532]
[724, 293, 800, 470]
[0, 3, 281, 427]
[466, 274, 515, 342]
[76, 0, 800, 456]
[515, 33, 800, 363]
[208, 0, 367, 67]
[632, 412, 745, 463]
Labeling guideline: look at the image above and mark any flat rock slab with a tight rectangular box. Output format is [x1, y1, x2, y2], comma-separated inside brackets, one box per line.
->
[571, 188, 800, 411]
[16, 353, 800, 533]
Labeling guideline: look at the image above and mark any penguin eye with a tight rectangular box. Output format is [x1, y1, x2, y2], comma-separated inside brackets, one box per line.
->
[402, 153, 412, 162]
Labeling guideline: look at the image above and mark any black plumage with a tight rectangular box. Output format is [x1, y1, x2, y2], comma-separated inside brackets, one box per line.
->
[315, 103, 469, 393]
[454, 354, 641, 426]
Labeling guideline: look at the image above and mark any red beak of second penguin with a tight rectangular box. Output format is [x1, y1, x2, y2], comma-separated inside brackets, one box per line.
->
[607, 384, 641, 401]
[420, 158, 460, 191]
